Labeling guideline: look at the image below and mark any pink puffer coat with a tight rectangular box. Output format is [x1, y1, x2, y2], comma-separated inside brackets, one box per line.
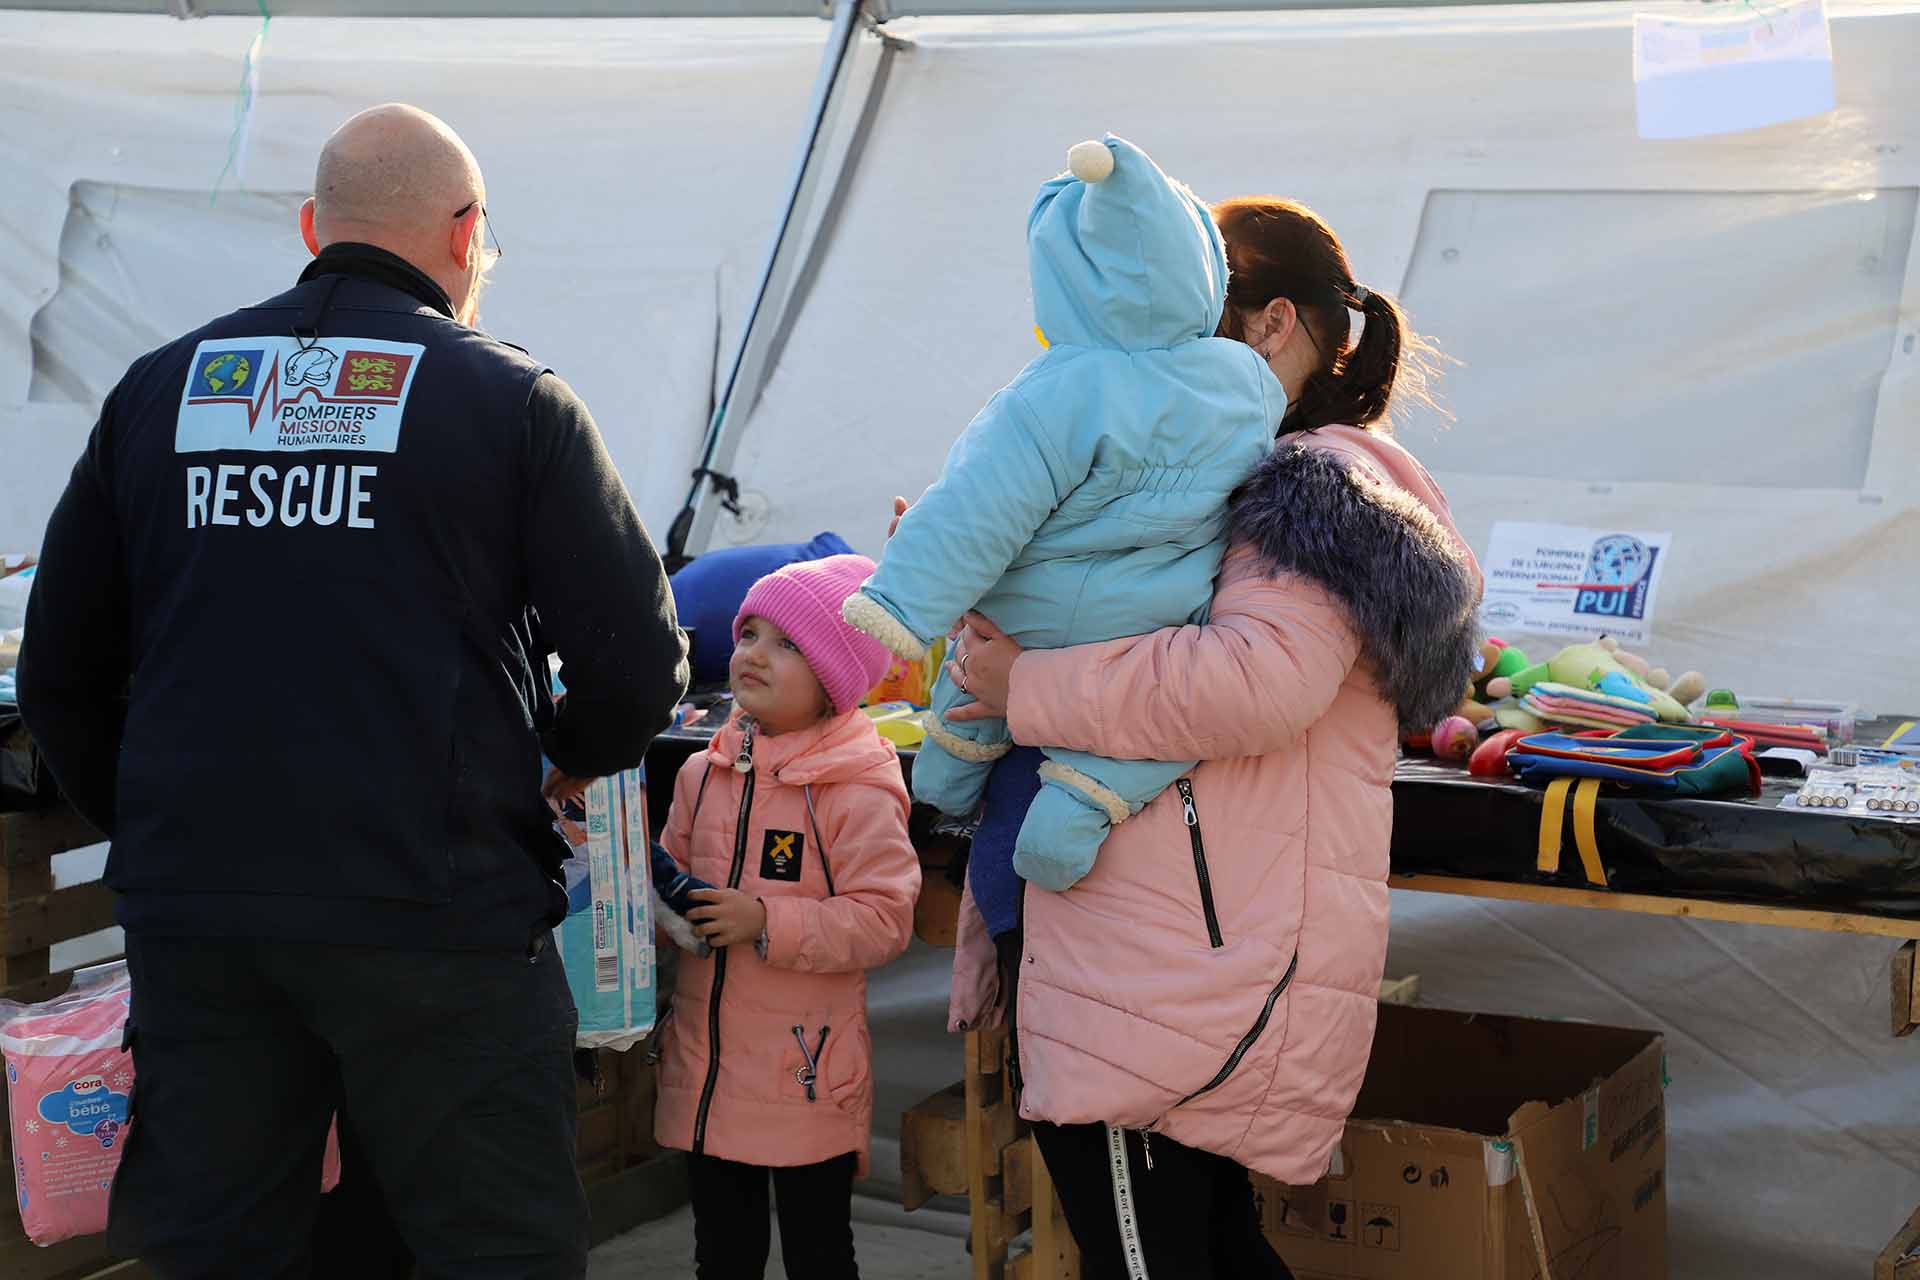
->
[656, 708, 919, 1175]
[949, 427, 1482, 1185]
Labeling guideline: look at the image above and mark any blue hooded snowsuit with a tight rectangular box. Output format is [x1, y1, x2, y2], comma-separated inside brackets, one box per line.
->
[842, 135, 1281, 891]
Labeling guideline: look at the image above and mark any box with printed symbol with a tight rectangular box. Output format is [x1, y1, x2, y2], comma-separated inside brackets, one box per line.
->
[1256, 1003, 1667, 1280]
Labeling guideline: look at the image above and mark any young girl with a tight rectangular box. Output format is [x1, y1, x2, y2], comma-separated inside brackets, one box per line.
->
[653, 553, 920, 1279]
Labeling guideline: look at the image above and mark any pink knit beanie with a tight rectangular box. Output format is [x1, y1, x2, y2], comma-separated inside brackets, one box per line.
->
[733, 554, 893, 715]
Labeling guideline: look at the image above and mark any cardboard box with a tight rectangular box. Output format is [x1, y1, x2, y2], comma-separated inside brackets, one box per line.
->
[1255, 1004, 1667, 1280]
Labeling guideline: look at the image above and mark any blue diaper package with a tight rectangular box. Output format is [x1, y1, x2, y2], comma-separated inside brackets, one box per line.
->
[554, 767, 656, 1051]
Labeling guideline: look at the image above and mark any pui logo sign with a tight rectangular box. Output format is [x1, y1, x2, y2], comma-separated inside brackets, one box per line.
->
[1573, 534, 1659, 622]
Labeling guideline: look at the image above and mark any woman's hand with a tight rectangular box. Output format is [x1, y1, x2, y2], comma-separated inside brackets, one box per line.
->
[887, 495, 910, 540]
[687, 888, 768, 949]
[945, 612, 1024, 721]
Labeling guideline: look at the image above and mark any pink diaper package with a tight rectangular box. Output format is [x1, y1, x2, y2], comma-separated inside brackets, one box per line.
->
[3, 963, 136, 1245]
[3, 962, 341, 1246]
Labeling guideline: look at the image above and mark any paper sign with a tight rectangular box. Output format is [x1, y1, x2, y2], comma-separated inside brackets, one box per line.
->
[1634, 0, 1834, 139]
[1479, 523, 1672, 645]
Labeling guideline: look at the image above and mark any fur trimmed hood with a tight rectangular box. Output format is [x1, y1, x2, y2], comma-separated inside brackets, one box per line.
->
[1230, 427, 1483, 732]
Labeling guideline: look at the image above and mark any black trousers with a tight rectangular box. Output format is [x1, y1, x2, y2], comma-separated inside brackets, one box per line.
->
[107, 933, 588, 1280]
[311, 1109, 415, 1278]
[1031, 1121, 1295, 1280]
[686, 1150, 859, 1280]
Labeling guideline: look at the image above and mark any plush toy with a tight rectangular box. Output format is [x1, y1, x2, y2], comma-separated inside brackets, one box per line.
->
[1486, 638, 1695, 724]
[1591, 636, 1708, 709]
[1425, 638, 1528, 746]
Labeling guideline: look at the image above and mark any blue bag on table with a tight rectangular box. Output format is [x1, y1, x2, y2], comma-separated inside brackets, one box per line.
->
[554, 767, 656, 1051]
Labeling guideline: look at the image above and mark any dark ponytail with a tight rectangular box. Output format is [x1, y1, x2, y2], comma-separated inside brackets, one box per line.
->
[1213, 197, 1445, 435]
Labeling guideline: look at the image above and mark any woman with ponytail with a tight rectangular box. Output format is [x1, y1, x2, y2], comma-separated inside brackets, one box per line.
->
[935, 197, 1481, 1277]
[1212, 196, 1443, 436]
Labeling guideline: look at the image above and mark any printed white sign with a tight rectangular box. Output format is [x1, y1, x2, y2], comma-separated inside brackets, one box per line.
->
[1479, 523, 1673, 646]
[174, 336, 425, 454]
[1634, 0, 1834, 140]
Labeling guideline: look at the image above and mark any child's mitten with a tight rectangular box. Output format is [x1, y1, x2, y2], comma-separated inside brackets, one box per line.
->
[650, 841, 713, 957]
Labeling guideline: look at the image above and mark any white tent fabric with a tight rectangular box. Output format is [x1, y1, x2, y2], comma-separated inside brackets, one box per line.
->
[5, 8, 1920, 1277]
[0, 14, 823, 548]
[720, 6, 1920, 716]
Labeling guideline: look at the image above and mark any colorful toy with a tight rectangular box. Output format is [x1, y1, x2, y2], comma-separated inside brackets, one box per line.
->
[1423, 637, 1527, 749]
[1485, 639, 1694, 724]
[1466, 638, 1529, 716]
[1594, 636, 1707, 709]
[1411, 637, 1538, 759]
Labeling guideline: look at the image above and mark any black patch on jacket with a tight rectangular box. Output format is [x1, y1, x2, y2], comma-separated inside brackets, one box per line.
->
[760, 829, 805, 882]
[1230, 442, 1481, 732]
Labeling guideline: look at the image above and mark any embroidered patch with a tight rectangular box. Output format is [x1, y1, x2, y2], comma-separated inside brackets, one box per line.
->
[175, 336, 424, 454]
[759, 829, 804, 883]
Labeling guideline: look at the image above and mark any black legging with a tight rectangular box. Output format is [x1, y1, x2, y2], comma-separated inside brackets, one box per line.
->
[997, 928, 1295, 1280]
[1032, 1120, 1295, 1280]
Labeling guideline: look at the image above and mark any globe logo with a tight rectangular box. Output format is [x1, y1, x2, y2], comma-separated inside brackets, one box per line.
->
[1588, 535, 1651, 588]
[202, 352, 252, 395]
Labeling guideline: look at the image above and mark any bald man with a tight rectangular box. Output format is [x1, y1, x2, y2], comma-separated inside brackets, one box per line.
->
[18, 105, 688, 1277]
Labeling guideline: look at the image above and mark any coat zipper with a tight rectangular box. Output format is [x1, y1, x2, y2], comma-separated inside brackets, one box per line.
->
[1177, 779, 1224, 949]
[1172, 950, 1300, 1109]
[791, 1024, 830, 1102]
[693, 718, 757, 1154]
[645, 1005, 675, 1065]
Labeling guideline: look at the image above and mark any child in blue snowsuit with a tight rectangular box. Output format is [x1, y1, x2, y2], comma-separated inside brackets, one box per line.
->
[843, 135, 1281, 892]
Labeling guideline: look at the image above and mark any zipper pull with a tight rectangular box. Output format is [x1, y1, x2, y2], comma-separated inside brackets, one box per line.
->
[1141, 1130, 1155, 1170]
[792, 1024, 820, 1101]
[735, 717, 758, 774]
[1178, 779, 1197, 827]
[645, 1006, 674, 1065]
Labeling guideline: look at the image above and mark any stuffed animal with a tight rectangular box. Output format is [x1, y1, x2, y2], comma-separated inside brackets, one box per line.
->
[1486, 639, 1694, 724]
[1428, 638, 1528, 744]
[1591, 636, 1708, 709]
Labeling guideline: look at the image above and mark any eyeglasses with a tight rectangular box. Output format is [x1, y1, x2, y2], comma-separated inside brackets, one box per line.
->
[453, 200, 503, 261]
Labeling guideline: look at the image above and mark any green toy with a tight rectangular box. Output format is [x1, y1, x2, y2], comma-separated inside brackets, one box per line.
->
[1485, 638, 1694, 724]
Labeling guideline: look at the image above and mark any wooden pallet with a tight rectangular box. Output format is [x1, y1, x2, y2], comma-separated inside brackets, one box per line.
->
[1, 805, 114, 1003]
[0, 800, 675, 1279]
[899, 1026, 1079, 1280]
[1, 804, 132, 1280]
[1879, 1204, 1920, 1280]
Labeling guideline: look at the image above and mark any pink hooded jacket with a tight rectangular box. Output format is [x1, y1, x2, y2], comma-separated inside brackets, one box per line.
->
[948, 427, 1483, 1186]
[655, 708, 920, 1175]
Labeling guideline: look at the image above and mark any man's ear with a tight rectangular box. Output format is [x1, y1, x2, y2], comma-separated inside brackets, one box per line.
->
[299, 198, 320, 256]
[450, 205, 480, 271]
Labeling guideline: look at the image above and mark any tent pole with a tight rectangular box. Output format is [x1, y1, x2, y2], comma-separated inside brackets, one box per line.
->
[666, 0, 868, 568]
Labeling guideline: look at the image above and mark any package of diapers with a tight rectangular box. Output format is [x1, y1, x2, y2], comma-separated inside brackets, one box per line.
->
[554, 766, 657, 1051]
[3, 963, 131, 1245]
[4, 962, 343, 1246]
